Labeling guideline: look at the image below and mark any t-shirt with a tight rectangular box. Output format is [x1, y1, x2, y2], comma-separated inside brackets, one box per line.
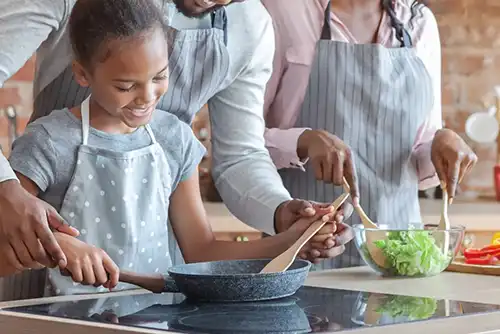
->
[9, 109, 206, 211]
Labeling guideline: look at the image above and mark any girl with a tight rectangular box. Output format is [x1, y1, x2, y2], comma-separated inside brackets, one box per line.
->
[6, 0, 334, 295]
[263, 0, 477, 269]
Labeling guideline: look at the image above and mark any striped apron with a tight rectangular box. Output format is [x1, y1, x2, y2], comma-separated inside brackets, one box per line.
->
[0, 7, 229, 301]
[279, 1, 434, 270]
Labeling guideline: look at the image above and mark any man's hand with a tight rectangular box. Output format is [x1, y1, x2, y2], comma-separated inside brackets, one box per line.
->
[0, 180, 79, 271]
[274, 198, 354, 263]
[297, 129, 359, 205]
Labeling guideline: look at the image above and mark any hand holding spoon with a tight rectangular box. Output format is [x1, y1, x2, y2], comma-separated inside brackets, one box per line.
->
[260, 192, 350, 273]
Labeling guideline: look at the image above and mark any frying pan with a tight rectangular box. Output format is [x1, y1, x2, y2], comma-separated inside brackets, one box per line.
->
[119, 258, 311, 302]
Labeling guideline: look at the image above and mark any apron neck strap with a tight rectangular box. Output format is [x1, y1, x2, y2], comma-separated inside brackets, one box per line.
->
[211, 7, 228, 45]
[81, 95, 91, 145]
[320, 1, 332, 40]
[320, 1, 413, 48]
[80, 95, 158, 145]
[144, 124, 158, 144]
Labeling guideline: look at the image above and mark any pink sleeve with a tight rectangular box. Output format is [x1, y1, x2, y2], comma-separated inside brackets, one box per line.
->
[411, 6, 442, 190]
[264, 127, 309, 170]
[262, 0, 311, 170]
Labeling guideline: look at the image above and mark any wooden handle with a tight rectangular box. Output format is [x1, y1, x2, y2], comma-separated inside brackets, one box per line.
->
[288, 192, 350, 256]
[119, 271, 166, 293]
[342, 177, 377, 228]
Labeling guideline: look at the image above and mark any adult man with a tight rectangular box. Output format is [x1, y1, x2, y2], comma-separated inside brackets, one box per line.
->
[0, 0, 354, 298]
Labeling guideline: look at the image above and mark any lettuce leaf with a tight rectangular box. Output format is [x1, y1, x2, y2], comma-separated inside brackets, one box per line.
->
[373, 229, 451, 276]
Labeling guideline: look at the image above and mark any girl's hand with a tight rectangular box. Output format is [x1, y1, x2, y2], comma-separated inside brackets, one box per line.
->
[55, 232, 119, 289]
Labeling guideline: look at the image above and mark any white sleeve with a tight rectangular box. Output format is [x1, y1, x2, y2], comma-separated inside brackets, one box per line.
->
[0, 0, 68, 86]
[208, 13, 292, 235]
[0, 154, 17, 183]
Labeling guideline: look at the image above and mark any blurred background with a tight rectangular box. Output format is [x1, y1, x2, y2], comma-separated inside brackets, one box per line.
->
[1, 0, 499, 201]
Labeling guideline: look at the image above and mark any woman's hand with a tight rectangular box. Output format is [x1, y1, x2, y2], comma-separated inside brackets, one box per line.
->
[55, 232, 119, 289]
[297, 129, 359, 205]
[431, 129, 477, 202]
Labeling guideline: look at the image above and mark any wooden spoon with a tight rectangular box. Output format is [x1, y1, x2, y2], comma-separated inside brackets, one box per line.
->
[260, 192, 350, 274]
[342, 178, 387, 269]
[434, 185, 451, 255]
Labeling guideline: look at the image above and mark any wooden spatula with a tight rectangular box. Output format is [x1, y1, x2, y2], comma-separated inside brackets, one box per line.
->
[434, 184, 451, 254]
[260, 192, 351, 274]
[342, 178, 387, 268]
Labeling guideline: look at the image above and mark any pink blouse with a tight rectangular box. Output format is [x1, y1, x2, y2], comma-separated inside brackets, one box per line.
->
[262, 0, 441, 190]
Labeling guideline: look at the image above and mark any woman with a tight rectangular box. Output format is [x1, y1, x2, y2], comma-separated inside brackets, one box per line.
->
[263, 0, 477, 269]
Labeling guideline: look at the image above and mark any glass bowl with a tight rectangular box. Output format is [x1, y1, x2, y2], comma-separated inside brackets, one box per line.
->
[352, 223, 465, 277]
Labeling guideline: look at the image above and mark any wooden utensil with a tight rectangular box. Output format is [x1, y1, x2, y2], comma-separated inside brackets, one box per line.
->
[342, 178, 387, 268]
[435, 185, 451, 253]
[119, 270, 166, 293]
[259, 192, 350, 274]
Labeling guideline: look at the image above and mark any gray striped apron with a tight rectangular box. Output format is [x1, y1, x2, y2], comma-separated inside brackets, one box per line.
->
[279, 2, 433, 270]
[0, 7, 229, 301]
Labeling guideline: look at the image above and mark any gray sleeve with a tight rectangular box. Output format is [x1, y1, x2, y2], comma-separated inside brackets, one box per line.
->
[179, 123, 206, 182]
[208, 13, 292, 235]
[8, 124, 58, 192]
[0, 0, 69, 86]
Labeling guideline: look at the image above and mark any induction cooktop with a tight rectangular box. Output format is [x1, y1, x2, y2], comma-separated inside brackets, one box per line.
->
[4, 286, 500, 333]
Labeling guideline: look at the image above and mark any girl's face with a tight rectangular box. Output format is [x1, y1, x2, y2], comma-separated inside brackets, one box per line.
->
[73, 26, 169, 132]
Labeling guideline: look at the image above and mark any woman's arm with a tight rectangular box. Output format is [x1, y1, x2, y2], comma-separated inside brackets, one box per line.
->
[411, 6, 442, 190]
[169, 169, 323, 263]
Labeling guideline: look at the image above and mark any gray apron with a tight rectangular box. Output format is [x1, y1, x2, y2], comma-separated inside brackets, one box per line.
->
[0, 5, 229, 300]
[45, 95, 172, 296]
[279, 1, 434, 270]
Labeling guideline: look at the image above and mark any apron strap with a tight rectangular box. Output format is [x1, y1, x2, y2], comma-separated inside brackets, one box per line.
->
[80, 95, 91, 146]
[321, 0, 413, 48]
[320, 1, 332, 40]
[400, 28, 412, 48]
[80, 95, 157, 145]
[211, 7, 228, 45]
[144, 124, 158, 144]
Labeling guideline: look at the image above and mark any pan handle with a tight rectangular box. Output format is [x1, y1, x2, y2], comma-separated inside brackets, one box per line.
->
[61, 268, 180, 294]
[119, 270, 180, 294]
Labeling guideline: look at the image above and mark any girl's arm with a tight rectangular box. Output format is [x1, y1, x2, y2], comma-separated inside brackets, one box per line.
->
[169, 169, 325, 263]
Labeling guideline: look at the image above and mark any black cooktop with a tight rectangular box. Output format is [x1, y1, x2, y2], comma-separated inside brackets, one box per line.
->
[4, 286, 500, 333]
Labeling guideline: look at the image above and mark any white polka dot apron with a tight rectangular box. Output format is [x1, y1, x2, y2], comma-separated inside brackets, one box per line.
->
[45, 95, 173, 296]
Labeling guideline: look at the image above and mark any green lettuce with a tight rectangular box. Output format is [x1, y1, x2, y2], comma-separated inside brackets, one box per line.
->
[375, 295, 438, 320]
[373, 229, 451, 276]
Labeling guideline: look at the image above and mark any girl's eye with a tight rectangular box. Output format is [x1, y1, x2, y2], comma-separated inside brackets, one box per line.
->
[116, 86, 134, 92]
[153, 75, 168, 82]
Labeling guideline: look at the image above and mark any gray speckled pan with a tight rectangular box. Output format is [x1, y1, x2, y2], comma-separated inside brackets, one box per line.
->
[162, 259, 311, 302]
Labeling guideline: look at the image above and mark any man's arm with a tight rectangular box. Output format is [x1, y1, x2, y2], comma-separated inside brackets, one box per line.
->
[208, 7, 292, 236]
[0, 0, 68, 86]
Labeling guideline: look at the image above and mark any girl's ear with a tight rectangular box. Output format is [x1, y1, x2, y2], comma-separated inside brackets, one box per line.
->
[72, 60, 90, 87]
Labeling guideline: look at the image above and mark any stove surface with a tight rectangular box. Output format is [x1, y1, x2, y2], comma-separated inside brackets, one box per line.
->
[4, 286, 500, 333]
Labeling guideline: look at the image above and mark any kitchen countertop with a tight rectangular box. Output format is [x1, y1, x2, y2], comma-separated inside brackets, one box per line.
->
[0, 199, 497, 333]
[2, 267, 500, 333]
[207, 198, 500, 233]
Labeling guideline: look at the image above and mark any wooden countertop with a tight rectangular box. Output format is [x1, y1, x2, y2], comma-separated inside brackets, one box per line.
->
[2, 268, 500, 333]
